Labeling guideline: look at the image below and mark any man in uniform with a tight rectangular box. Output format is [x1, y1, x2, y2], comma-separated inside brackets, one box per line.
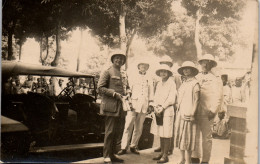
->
[117, 60, 154, 155]
[192, 54, 223, 164]
[98, 51, 130, 163]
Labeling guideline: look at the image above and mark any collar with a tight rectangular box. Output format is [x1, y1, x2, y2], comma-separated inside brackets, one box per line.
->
[139, 71, 146, 75]
[184, 77, 195, 82]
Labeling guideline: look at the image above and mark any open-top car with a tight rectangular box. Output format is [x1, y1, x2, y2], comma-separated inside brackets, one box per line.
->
[1, 61, 104, 155]
[1, 61, 153, 159]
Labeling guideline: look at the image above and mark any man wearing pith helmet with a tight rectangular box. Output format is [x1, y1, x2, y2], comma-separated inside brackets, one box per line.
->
[118, 58, 154, 155]
[98, 50, 131, 163]
[191, 54, 223, 164]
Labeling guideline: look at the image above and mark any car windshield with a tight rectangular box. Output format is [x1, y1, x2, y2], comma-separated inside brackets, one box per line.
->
[2, 62, 97, 100]
[3, 75, 96, 99]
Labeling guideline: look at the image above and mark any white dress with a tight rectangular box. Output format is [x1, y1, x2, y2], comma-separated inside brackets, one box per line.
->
[150, 78, 177, 138]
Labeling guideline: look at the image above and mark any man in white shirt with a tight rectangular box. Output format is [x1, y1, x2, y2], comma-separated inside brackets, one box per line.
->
[192, 54, 223, 164]
[231, 77, 245, 103]
[117, 61, 154, 155]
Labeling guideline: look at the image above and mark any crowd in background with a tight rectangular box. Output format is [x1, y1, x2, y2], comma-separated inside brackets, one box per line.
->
[3, 75, 96, 97]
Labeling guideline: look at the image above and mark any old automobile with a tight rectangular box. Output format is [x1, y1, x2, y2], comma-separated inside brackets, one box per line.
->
[1, 61, 104, 155]
[1, 61, 153, 158]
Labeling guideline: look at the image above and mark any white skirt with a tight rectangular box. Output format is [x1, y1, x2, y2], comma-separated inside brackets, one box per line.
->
[150, 113, 173, 138]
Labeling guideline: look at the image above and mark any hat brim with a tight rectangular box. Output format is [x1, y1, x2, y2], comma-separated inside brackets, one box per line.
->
[156, 69, 173, 77]
[178, 66, 199, 76]
[111, 54, 126, 65]
[198, 59, 217, 67]
[159, 62, 173, 68]
[137, 63, 150, 70]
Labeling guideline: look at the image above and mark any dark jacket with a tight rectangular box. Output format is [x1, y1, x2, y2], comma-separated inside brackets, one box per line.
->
[98, 66, 129, 117]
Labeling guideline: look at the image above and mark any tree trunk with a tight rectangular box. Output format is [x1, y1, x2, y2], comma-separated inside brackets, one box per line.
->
[76, 28, 83, 72]
[195, 9, 202, 60]
[119, 2, 127, 52]
[40, 35, 43, 65]
[119, 2, 127, 70]
[7, 29, 13, 60]
[125, 29, 137, 69]
[7, 19, 16, 60]
[18, 41, 22, 61]
[46, 35, 49, 60]
[51, 23, 61, 67]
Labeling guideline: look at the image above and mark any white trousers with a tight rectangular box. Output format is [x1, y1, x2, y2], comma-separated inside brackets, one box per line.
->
[121, 110, 146, 149]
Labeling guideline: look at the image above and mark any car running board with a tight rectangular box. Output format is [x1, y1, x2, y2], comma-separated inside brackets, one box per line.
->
[29, 143, 104, 153]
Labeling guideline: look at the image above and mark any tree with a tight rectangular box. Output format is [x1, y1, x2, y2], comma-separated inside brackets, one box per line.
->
[181, 0, 246, 59]
[84, 0, 173, 68]
[147, 7, 197, 64]
[2, 0, 23, 60]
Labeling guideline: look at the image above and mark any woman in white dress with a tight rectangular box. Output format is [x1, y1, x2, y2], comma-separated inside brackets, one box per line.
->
[151, 65, 177, 163]
[175, 61, 200, 164]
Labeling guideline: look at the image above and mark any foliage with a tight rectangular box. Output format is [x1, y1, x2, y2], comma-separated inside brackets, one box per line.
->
[181, 0, 245, 20]
[84, 0, 173, 48]
[180, 0, 246, 59]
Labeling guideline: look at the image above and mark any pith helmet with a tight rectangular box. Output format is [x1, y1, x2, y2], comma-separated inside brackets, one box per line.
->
[156, 64, 173, 77]
[178, 61, 199, 76]
[110, 50, 126, 65]
[198, 54, 217, 67]
[137, 62, 149, 70]
[159, 56, 173, 68]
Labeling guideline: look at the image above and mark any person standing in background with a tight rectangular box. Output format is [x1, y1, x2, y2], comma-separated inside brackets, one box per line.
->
[117, 60, 154, 155]
[22, 75, 34, 91]
[231, 77, 245, 103]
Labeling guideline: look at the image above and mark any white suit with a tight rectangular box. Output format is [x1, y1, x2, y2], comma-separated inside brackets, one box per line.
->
[192, 72, 223, 162]
[121, 72, 154, 149]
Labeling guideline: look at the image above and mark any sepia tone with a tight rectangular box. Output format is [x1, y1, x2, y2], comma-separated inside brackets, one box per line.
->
[1, 0, 258, 163]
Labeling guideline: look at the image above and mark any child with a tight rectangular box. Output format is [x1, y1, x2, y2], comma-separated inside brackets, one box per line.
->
[150, 64, 177, 163]
[175, 61, 200, 164]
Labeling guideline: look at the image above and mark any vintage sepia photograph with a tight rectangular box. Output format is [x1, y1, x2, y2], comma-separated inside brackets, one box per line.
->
[1, 0, 258, 163]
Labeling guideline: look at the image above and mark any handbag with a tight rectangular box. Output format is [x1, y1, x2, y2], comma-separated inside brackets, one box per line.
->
[154, 107, 164, 126]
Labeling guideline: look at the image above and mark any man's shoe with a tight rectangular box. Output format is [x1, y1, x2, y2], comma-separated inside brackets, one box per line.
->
[191, 158, 200, 164]
[154, 147, 161, 152]
[153, 154, 163, 160]
[200, 162, 209, 164]
[157, 156, 169, 163]
[104, 157, 111, 163]
[130, 147, 140, 155]
[117, 149, 127, 155]
[111, 156, 124, 163]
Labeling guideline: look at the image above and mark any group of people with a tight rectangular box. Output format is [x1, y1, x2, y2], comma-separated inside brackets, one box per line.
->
[3, 75, 94, 97]
[98, 51, 223, 164]
[221, 73, 251, 105]
[3, 75, 65, 95]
